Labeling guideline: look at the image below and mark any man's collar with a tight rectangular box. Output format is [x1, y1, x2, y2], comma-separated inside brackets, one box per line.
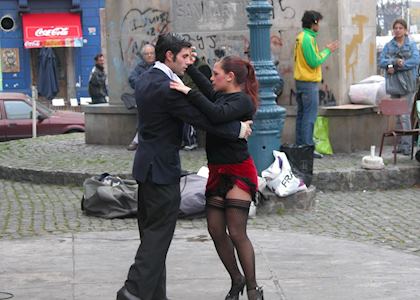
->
[153, 61, 182, 83]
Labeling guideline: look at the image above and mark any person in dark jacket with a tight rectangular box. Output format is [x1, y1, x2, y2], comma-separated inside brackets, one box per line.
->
[116, 33, 253, 300]
[88, 53, 108, 104]
[127, 44, 156, 151]
[170, 56, 264, 300]
[128, 44, 156, 89]
[180, 50, 212, 150]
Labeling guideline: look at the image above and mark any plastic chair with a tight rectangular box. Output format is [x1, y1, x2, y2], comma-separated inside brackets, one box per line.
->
[378, 98, 420, 164]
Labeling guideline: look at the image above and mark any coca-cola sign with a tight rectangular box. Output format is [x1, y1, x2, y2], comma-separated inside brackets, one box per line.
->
[35, 27, 69, 37]
[24, 40, 41, 48]
[22, 13, 83, 48]
[25, 25, 80, 40]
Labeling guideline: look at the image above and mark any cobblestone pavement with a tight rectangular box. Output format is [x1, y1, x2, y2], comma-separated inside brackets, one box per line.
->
[0, 133, 416, 176]
[1, 180, 419, 257]
[0, 133, 206, 175]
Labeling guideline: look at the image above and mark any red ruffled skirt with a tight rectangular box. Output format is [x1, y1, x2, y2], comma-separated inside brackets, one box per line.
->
[206, 156, 258, 201]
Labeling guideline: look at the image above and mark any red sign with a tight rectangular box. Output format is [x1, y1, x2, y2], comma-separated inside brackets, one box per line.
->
[22, 13, 83, 48]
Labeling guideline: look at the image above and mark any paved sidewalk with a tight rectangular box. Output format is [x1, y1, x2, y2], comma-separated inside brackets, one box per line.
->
[1, 229, 420, 300]
[0, 133, 419, 190]
[1, 134, 420, 300]
[1, 180, 419, 257]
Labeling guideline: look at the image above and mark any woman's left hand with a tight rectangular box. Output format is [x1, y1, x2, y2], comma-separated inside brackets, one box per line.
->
[170, 81, 191, 95]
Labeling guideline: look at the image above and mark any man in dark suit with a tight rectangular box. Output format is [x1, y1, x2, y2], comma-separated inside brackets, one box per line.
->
[116, 33, 252, 300]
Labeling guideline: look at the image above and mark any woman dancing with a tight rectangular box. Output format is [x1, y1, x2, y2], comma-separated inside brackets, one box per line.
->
[170, 55, 263, 300]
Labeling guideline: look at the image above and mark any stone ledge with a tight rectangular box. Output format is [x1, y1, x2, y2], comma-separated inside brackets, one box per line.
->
[313, 165, 420, 191]
[283, 104, 377, 117]
[81, 103, 137, 114]
[0, 165, 131, 186]
[257, 186, 317, 214]
[2, 164, 419, 192]
[83, 104, 138, 144]
[281, 104, 388, 152]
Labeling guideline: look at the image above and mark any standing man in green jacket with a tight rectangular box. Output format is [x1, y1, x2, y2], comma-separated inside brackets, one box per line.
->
[294, 11, 338, 158]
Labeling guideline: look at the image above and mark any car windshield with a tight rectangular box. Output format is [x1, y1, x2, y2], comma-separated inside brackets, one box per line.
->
[25, 97, 53, 117]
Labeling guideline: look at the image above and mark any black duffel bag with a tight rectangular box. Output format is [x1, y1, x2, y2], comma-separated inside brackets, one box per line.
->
[280, 144, 314, 187]
[81, 173, 138, 219]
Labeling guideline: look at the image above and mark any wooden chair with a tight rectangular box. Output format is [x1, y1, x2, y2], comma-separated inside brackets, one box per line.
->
[412, 100, 420, 147]
[378, 98, 420, 164]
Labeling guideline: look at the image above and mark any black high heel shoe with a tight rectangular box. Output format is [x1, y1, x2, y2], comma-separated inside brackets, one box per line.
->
[225, 276, 246, 300]
[247, 286, 264, 300]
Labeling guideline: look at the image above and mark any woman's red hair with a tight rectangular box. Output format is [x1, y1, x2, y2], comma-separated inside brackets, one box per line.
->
[220, 56, 259, 111]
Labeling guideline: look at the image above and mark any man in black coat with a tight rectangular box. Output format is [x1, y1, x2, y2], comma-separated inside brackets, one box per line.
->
[88, 53, 108, 104]
[116, 33, 252, 300]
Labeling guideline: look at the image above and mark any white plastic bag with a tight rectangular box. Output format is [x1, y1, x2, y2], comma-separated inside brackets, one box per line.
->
[261, 151, 304, 197]
[348, 76, 386, 105]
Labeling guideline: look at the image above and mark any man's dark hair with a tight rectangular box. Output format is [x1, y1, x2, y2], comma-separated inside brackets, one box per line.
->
[94, 53, 103, 62]
[155, 33, 192, 63]
[301, 11, 323, 29]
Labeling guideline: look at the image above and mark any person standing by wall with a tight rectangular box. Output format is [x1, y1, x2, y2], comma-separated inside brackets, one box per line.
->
[379, 19, 419, 156]
[181, 48, 212, 150]
[294, 11, 338, 158]
[88, 53, 108, 104]
[127, 44, 156, 151]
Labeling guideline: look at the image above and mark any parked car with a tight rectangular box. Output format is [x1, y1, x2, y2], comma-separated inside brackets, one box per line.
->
[0, 92, 85, 141]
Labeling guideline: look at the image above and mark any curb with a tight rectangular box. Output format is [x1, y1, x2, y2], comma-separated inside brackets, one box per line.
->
[0, 165, 130, 186]
[2, 164, 419, 191]
[313, 165, 420, 191]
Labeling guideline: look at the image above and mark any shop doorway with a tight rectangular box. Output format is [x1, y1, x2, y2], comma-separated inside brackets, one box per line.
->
[30, 47, 69, 104]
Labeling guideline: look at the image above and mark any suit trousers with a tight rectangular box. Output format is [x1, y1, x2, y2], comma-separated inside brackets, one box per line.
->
[124, 180, 180, 300]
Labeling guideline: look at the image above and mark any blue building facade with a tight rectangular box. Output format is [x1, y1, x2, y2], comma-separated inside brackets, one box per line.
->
[0, 0, 105, 100]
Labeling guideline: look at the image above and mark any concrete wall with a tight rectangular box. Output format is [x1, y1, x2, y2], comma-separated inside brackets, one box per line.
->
[281, 105, 389, 153]
[89, 0, 378, 148]
[104, 0, 376, 106]
[84, 105, 137, 145]
[338, 0, 377, 105]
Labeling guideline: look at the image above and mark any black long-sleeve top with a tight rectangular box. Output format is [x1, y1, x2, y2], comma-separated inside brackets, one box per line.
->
[185, 65, 255, 164]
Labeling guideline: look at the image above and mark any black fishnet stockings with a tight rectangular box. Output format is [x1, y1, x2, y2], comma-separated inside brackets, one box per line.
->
[206, 199, 257, 293]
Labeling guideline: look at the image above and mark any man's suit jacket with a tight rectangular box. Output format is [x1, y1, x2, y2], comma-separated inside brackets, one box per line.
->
[133, 67, 241, 184]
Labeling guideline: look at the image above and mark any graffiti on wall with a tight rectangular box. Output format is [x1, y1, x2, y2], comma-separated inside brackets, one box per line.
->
[345, 15, 369, 82]
[115, 1, 304, 105]
[173, 0, 249, 30]
[173, 0, 250, 65]
[180, 33, 217, 50]
[271, 0, 296, 20]
[202, 34, 249, 65]
[120, 8, 170, 72]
